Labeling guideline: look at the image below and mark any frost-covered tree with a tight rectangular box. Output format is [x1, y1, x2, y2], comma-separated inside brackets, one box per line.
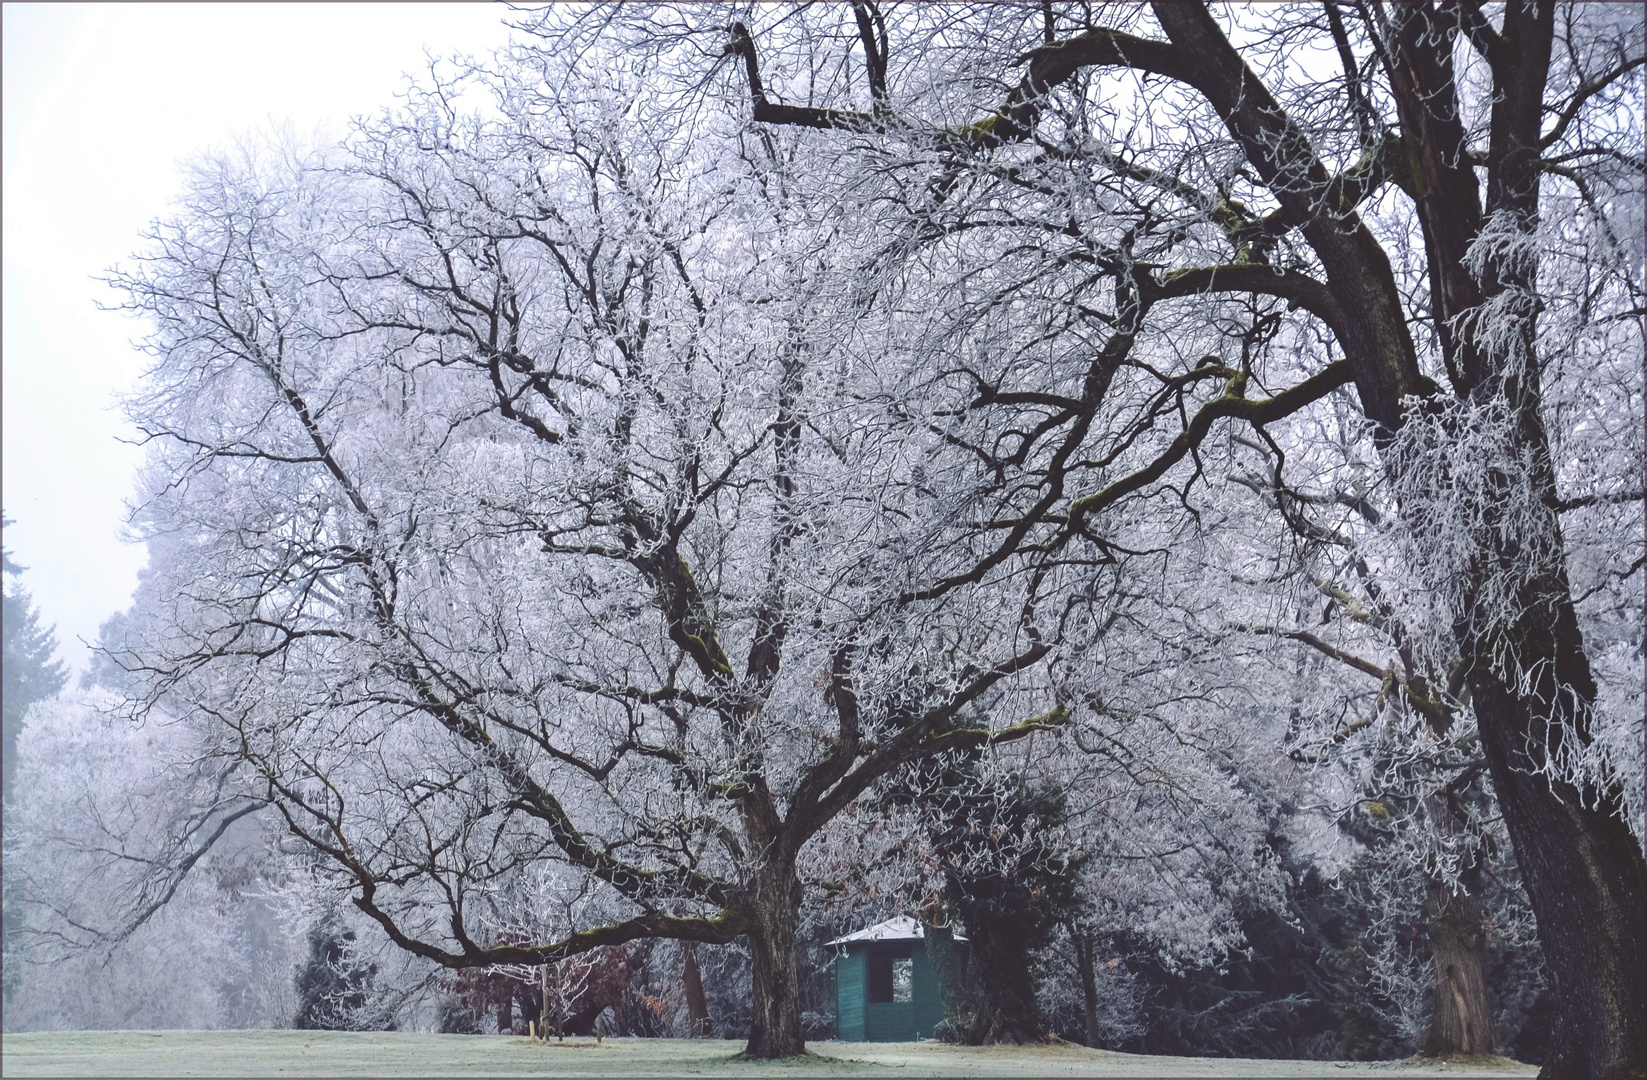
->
[605, 3, 1643, 1073]
[70, 3, 1643, 1068]
[1, 514, 70, 1009]
[100, 44, 1081, 1058]
[2, 691, 306, 1032]
[2, 515, 67, 802]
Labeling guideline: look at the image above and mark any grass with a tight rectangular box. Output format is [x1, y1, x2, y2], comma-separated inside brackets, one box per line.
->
[0, 1030, 1542, 1077]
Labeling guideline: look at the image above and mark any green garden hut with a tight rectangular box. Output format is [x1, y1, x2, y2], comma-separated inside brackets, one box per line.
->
[828, 917, 958, 1041]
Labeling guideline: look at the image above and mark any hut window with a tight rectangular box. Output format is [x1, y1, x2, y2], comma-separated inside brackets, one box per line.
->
[868, 944, 914, 1003]
[892, 957, 913, 1003]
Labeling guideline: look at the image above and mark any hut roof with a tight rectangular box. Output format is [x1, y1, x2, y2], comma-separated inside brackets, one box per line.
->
[825, 916, 966, 946]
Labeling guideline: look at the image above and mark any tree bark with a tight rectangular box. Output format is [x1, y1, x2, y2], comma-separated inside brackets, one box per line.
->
[682, 941, 712, 1037]
[741, 863, 806, 1058]
[1470, 655, 1647, 1079]
[1421, 868, 1493, 1057]
[1072, 927, 1102, 1048]
[961, 911, 1048, 1044]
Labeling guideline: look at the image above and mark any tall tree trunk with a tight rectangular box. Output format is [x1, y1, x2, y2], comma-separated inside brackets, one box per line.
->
[741, 863, 805, 1059]
[1469, 655, 1647, 1078]
[1395, 5, 1647, 1071]
[1071, 926, 1102, 1048]
[682, 941, 712, 1037]
[1471, 11, 1647, 1071]
[961, 911, 1048, 1044]
[1415, 778, 1494, 1056]
[1420, 867, 1493, 1057]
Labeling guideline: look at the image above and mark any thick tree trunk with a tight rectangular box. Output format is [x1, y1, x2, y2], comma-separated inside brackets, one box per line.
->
[1428, 397, 1647, 1076]
[682, 941, 712, 1037]
[1470, 659, 1647, 1079]
[1456, 276, 1646, 1074]
[1416, 788, 1494, 1058]
[1472, 12, 1646, 1070]
[1420, 869, 1493, 1057]
[1354, 4, 1643, 1068]
[964, 913, 1048, 1044]
[741, 864, 805, 1059]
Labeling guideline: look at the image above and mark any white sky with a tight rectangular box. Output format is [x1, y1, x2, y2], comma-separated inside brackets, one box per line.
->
[3, 3, 517, 671]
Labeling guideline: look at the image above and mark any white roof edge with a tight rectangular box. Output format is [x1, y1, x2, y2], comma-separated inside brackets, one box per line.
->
[825, 916, 967, 946]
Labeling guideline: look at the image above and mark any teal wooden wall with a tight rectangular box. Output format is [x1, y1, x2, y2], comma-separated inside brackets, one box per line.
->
[835, 942, 945, 1041]
[836, 948, 866, 1041]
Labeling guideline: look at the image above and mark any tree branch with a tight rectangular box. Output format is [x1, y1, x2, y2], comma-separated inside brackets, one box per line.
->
[352, 888, 747, 969]
[1151, 264, 1350, 342]
[1541, 55, 1646, 151]
[1066, 360, 1354, 532]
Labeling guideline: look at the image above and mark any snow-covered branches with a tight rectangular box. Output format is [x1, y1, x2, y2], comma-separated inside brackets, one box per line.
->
[43, 1, 1641, 1064]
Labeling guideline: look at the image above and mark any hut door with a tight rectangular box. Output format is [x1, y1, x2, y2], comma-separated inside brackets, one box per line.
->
[867, 943, 914, 1003]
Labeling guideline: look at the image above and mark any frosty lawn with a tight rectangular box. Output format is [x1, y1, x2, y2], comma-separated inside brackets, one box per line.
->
[0, 1031, 1539, 1077]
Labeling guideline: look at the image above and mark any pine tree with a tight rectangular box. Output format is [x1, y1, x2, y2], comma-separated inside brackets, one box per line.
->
[3, 513, 68, 1007]
[2, 514, 67, 803]
[293, 919, 384, 1030]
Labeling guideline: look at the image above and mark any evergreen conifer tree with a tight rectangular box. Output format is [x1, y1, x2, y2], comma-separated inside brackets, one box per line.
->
[2, 514, 67, 803]
[293, 919, 383, 1030]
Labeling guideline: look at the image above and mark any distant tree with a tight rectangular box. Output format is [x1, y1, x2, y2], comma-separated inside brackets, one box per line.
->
[2, 514, 68, 1008]
[2, 691, 300, 1030]
[2, 514, 66, 802]
[293, 918, 385, 1031]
